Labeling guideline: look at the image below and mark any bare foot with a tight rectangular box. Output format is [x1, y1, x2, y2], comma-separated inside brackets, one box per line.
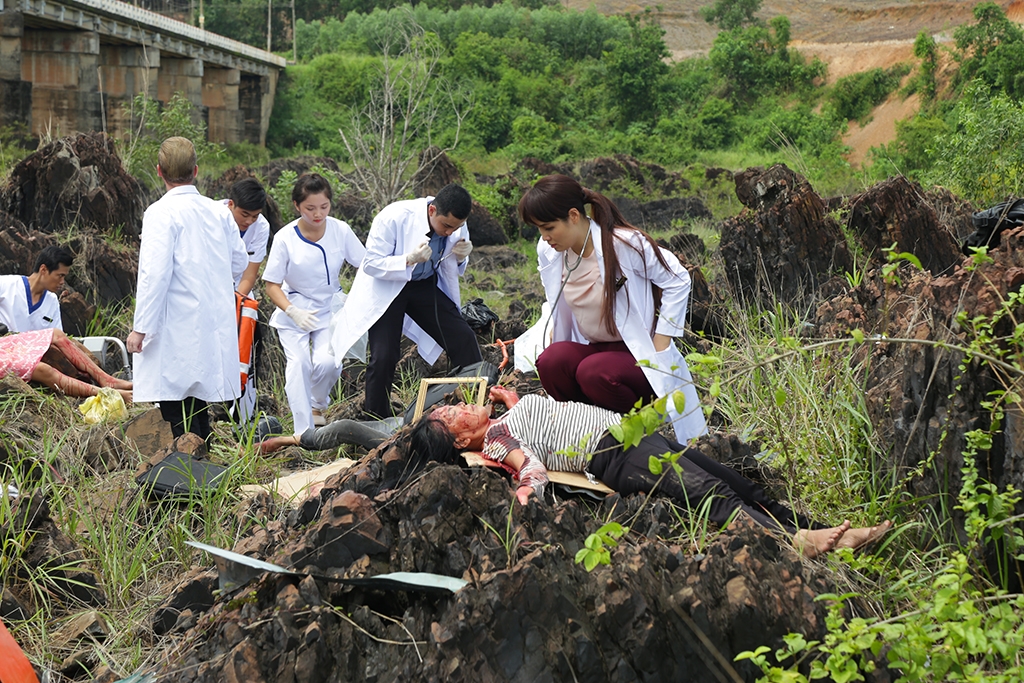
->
[794, 520, 851, 559]
[258, 435, 299, 454]
[105, 378, 133, 391]
[117, 389, 133, 405]
[834, 520, 892, 551]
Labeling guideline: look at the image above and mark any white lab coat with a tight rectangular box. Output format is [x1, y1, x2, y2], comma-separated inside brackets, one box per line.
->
[132, 185, 244, 403]
[330, 197, 469, 366]
[537, 220, 707, 442]
[0, 275, 62, 332]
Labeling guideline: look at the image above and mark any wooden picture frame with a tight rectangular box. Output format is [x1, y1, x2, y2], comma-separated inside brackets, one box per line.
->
[411, 376, 489, 423]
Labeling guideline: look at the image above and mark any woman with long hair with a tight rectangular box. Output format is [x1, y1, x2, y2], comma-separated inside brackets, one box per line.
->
[518, 174, 705, 442]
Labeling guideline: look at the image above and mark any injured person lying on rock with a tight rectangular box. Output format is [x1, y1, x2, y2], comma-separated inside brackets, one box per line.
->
[410, 386, 891, 559]
[0, 327, 133, 403]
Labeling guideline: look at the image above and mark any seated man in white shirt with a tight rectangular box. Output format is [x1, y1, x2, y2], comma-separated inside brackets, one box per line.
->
[0, 245, 73, 333]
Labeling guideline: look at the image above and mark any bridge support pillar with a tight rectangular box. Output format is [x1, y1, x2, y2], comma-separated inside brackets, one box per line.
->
[158, 56, 203, 110]
[21, 29, 102, 137]
[100, 45, 160, 137]
[203, 67, 242, 144]
[0, 10, 31, 130]
[239, 71, 277, 147]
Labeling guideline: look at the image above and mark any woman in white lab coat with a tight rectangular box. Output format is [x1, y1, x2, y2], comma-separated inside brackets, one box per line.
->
[263, 174, 365, 434]
[518, 174, 706, 443]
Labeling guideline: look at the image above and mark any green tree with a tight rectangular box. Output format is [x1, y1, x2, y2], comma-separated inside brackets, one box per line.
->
[930, 81, 1024, 205]
[604, 13, 670, 127]
[913, 30, 938, 99]
[700, 0, 762, 30]
[954, 2, 1024, 100]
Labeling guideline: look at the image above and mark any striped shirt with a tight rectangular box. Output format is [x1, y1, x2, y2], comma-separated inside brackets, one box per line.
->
[482, 395, 620, 473]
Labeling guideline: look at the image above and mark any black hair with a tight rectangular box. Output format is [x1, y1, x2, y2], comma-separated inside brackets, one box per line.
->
[292, 173, 333, 206]
[432, 184, 472, 220]
[380, 416, 462, 491]
[228, 177, 267, 211]
[33, 245, 74, 273]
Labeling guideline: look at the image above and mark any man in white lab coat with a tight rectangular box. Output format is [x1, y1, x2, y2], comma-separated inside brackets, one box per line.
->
[0, 245, 74, 333]
[331, 184, 482, 418]
[126, 137, 247, 441]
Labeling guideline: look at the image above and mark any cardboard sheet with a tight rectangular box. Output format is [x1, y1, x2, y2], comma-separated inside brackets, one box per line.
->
[240, 458, 356, 500]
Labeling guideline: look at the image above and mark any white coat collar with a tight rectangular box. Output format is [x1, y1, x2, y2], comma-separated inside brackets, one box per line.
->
[164, 184, 199, 197]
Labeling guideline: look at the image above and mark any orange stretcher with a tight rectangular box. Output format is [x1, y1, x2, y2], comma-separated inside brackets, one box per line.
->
[235, 292, 259, 392]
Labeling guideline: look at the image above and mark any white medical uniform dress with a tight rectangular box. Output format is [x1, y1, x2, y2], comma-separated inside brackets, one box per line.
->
[133, 185, 243, 404]
[263, 217, 365, 434]
[0, 275, 62, 332]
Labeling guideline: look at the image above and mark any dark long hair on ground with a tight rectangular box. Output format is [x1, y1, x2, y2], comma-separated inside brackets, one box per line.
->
[379, 415, 463, 491]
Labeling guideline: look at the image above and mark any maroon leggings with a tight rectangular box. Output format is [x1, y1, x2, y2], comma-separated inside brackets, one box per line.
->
[535, 340, 656, 414]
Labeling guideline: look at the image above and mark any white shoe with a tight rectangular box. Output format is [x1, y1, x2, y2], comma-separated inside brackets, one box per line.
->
[312, 409, 326, 427]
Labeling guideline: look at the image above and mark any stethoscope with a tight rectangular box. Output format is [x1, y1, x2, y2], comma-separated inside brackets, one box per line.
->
[541, 227, 593, 347]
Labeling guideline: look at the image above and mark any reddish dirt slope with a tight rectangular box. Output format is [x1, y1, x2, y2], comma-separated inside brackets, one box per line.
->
[566, 1, 1020, 166]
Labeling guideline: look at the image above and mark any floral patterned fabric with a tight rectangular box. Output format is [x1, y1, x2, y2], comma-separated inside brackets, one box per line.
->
[0, 328, 54, 380]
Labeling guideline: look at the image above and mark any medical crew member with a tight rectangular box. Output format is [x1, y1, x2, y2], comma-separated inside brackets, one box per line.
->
[222, 177, 270, 298]
[330, 183, 481, 419]
[263, 173, 365, 434]
[220, 177, 270, 424]
[127, 137, 247, 441]
[0, 245, 73, 332]
[518, 174, 706, 442]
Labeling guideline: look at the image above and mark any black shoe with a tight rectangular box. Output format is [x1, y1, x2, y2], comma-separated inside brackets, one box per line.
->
[256, 416, 283, 442]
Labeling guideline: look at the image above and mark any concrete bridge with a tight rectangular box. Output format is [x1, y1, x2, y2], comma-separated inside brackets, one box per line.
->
[0, 0, 285, 145]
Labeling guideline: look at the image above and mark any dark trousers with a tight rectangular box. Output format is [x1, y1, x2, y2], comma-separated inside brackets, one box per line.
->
[160, 397, 212, 442]
[536, 340, 656, 414]
[364, 277, 482, 417]
[588, 432, 823, 533]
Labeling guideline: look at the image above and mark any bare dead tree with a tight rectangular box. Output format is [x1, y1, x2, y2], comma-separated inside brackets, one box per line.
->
[338, 15, 469, 211]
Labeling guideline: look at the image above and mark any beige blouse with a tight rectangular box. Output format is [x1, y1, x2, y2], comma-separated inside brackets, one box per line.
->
[562, 249, 622, 343]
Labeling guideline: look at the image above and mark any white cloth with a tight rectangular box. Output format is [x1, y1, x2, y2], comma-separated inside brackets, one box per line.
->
[221, 198, 270, 296]
[536, 220, 707, 442]
[0, 274, 62, 332]
[330, 197, 469, 366]
[277, 326, 340, 435]
[263, 217, 365, 332]
[132, 185, 242, 403]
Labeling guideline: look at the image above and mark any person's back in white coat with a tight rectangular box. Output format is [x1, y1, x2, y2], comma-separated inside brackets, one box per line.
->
[126, 136, 246, 442]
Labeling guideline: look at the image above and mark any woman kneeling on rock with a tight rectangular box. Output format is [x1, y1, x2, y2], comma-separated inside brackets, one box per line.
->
[519, 174, 705, 443]
[411, 386, 890, 559]
[0, 327, 132, 403]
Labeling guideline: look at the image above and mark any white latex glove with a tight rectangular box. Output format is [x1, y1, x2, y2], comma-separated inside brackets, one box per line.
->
[406, 241, 433, 266]
[452, 239, 473, 262]
[285, 305, 319, 331]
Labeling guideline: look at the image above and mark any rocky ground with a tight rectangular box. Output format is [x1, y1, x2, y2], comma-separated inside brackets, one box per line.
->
[2, 135, 1023, 681]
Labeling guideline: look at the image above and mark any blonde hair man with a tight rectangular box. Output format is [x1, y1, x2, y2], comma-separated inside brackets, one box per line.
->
[127, 137, 247, 442]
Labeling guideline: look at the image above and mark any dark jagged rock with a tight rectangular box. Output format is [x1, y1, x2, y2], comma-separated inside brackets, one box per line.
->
[845, 175, 963, 275]
[412, 146, 462, 198]
[813, 225, 1024, 575]
[467, 201, 507, 246]
[153, 571, 219, 636]
[667, 232, 707, 262]
[721, 164, 853, 305]
[0, 132, 144, 239]
[257, 155, 340, 190]
[333, 191, 375, 236]
[153, 460, 850, 683]
[515, 157, 572, 178]
[579, 155, 691, 197]
[470, 245, 526, 271]
[617, 196, 712, 232]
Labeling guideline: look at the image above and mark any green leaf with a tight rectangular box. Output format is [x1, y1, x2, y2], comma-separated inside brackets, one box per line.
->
[584, 552, 600, 572]
[851, 328, 865, 344]
[575, 548, 590, 564]
[774, 388, 787, 407]
[648, 456, 663, 475]
[672, 391, 687, 415]
[709, 380, 721, 398]
[608, 423, 624, 443]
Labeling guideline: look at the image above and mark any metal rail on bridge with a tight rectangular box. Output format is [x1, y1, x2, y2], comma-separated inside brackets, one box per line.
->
[2, 0, 287, 74]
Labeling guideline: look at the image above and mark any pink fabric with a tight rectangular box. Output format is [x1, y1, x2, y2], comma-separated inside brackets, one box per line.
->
[535, 340, 656, 414]
[0, 328, 54, 381]
[562, 251, 621, 343]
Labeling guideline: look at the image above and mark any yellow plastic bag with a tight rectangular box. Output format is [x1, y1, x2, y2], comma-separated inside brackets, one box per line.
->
[79, 387, 128, 424]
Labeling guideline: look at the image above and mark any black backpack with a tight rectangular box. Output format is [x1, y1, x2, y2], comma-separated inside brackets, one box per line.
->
[963, 198, 1024, 254]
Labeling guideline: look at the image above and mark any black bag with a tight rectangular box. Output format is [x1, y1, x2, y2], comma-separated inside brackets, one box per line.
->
[963, 198, 1024, 254]
[461, 298, 499, 332]
[136, 452, 229, 499]
[402, 360, 500, 425]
